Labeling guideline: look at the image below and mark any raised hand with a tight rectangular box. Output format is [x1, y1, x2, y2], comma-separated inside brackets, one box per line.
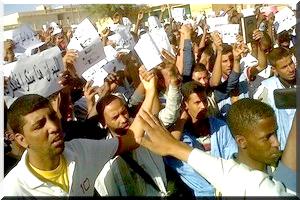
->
[139, 65, 157, 91]
[83, 80, 100, 113]
[101, 27, 110, 38]
[137, 11, 144, 21]
[252, 29, 263, 41]
[63, 49, 78, 77]
[233, 42, 247, 61]
[179, 24, 193, 38]
[161, 49, 181, 85]
[137, 109, 192, 161]
[211, 31, 223, 52]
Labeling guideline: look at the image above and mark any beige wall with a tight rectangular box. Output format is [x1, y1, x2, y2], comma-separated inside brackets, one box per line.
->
[4, 8, 94, 31]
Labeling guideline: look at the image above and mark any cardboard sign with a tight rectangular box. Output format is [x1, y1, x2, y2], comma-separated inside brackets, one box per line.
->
[274, 7, 296, 34]
[67, 18, 106, 75]
[134, 33, 163, 71]
[2, 46, 64, 106]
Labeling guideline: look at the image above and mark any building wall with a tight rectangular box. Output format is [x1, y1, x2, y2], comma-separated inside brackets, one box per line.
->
[4, 7, 95, 31]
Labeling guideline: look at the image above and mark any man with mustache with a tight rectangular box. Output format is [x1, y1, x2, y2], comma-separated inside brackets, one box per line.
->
[94, 68, 168, 196]
[254, 47, 296, 150]
[0, 94, 142, 197]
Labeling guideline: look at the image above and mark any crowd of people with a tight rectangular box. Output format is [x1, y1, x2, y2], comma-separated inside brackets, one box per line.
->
[1, 4, 297, 197]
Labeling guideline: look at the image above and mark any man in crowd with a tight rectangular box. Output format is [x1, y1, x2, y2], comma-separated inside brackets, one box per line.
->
[164, 81, 237, 196]
[137, 98, 296, 196]
[254, 47, 296, 150]
[0, 94, 143, 197]
[94, 67, 168, 196]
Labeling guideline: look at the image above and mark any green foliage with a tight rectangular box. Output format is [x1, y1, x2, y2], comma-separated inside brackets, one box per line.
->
[84, 4, 148, 21]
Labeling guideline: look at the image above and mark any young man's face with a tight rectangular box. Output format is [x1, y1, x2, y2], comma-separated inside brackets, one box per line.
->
[245, 116, 281, 166]
[221, 52, 234, 77]
[274, 56, 296, 82]
[18, 107, 64, 158]
[103, 98, 130, 135]
[192, 70, 209, 88]
[185, 92, 208, 122]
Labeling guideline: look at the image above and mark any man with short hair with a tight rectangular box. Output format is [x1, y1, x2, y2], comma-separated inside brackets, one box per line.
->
[0, 94, 140, 197]
[164, 81, 237, 196]
[254, 47, 296, 150]
[94, 70, 168, 196]
[137, 98, 296, 196]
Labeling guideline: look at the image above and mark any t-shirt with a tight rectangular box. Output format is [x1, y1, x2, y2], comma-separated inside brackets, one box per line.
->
[28, 155, 69, 192]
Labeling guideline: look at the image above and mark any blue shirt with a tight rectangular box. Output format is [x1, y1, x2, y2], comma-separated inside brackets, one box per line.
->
[164, 117, 238, 196]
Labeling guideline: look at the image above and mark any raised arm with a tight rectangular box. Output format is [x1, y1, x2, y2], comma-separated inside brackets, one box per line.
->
[209, 32, 223, 87]
[115, 66, 158, 155]
[134, 11, 144, 36]
[176, 24, 194, 78]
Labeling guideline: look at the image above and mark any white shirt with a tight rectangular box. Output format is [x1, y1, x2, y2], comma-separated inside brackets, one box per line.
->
[187, 148, 294, 196]
[0, 138, 118, 197]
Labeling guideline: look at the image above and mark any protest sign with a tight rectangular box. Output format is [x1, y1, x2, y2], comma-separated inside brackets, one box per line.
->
[206, 15, 229, 32]
[149, 28, 175, 56]
[81, 59, 108, 87]
[1, 46, 64, 106]
[5, 25, 43, 54]
[104, 45, 118, 62]
[274, 7, 296, 34]
[215, 24, 240, 44]
[108, 26, 136, 51]
[171, 8, 186, 23]
[148, 16, 163, 31]
[82, 57, 124, 87]
[241, 8, 255, 17]
[134, 32, 163, 71]
[67, 18, 106, 75]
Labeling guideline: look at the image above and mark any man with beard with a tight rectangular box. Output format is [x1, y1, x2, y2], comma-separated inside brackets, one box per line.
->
[164, 81, 237, 197]
[254, 47, 296, 150]
[94, 69, 168, 196]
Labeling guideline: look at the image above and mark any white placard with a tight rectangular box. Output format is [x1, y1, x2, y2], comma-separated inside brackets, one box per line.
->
[6, 25, 42, 54]
[2, 47, 64, 106]
[67, 18, 106, 75]
[149, 28, 175, 56]
[134, 33, 163, 71]
[215, 24, 240, 44]
[81, 59, 108, 87]
[148, 16, 163, 31]
[81, 58, 124, 87]
[171, 8, 185, 23]
[206, 15, 229, 32]
[274, 7, 296, 34]
[241, 8, 255, 17]
[104, 45, 118, 62]
[108, 26, 135, 51]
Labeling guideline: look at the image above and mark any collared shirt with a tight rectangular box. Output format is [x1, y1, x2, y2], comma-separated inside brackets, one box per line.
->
[0, 138, 118, 197]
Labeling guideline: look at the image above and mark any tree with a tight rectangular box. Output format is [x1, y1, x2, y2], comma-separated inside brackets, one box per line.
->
[84, 4, 149, 22]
